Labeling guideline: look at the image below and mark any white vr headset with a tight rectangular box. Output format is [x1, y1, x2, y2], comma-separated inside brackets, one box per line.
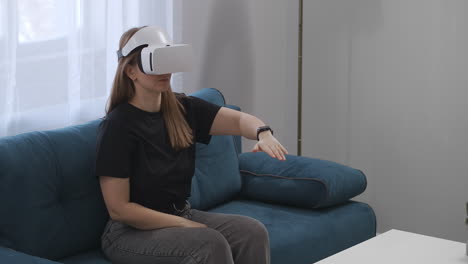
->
[117, 26, 193, 75]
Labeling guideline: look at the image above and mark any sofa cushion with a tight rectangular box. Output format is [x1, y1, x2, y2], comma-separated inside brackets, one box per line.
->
[189, 88, 242, 210]
[59, 250, 110, 264]
[0, 247, 61, 264]
[209, 199, 376, 264]
[239, 152, 368, 208]
[0, 120, 108, 260]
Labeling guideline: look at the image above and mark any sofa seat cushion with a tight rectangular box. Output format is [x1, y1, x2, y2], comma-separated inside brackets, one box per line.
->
[59, 250, 110, 264]
[0, 247, 61, 264]
[209, 199, 376, 264]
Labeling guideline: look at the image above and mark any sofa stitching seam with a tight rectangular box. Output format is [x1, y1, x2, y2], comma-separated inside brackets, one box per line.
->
[109, 243, 196, 259]
[239, 169, 327, 183]
[239, 169, 330, 207]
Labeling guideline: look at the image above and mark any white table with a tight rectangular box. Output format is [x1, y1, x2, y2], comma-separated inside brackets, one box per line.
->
[316, 229, 468, 264]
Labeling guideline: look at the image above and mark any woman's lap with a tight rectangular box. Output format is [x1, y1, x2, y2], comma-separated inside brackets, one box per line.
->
[102, 220, 229, 264]
[101, 209, 269, 264]
[190, 209, 268, 242]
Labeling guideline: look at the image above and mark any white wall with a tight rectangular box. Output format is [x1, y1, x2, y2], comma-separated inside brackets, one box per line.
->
[174, 0, 298, 154]
[302, 0, 468, 242]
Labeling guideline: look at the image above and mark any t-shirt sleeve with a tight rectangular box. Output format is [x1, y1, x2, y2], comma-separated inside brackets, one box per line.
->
[189, 96, 222, 145]
[95, 118, 133, 178]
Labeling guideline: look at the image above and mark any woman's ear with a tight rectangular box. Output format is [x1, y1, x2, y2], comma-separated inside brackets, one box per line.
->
[124, 65, 137, 81]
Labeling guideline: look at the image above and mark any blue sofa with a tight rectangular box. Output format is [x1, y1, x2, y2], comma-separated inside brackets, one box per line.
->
[0, 88, 376, 264]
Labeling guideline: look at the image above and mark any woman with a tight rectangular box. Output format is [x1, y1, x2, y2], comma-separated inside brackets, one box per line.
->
[96, 26, 288, 264]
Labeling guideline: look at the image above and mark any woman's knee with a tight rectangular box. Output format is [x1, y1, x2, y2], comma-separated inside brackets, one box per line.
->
[196, 228, 233, 263]
[238, 216, 270, 244]
[200, 228, 231, 250]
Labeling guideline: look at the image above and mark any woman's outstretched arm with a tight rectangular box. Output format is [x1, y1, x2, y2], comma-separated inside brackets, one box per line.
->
[210, 107, 288, 161]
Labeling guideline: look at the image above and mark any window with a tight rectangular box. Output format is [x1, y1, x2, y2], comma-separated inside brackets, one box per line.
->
[1, 0, 176, 137]
[18, 0, 80, 43]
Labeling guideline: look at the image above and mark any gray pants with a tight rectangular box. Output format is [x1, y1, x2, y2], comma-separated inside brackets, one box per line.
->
[101, 204, 270, 264]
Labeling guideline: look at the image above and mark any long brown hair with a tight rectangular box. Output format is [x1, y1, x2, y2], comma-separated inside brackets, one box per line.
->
[105, 26, 193, 150]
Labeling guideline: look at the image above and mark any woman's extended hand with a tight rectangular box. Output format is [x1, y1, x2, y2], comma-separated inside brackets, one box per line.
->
[251, 132, 288, 161]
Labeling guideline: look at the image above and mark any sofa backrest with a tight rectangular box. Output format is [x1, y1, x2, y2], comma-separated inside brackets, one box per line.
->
[0, 119, 108, 260]
[0, 88, 241, 260]
[188, 88, 242, 210]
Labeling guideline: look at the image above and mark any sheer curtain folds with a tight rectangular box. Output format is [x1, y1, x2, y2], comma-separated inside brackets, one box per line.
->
[0, 0, 178, 137]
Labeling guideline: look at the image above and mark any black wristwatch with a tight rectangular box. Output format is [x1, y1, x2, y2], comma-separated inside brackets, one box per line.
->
[256, 126, 273, 141]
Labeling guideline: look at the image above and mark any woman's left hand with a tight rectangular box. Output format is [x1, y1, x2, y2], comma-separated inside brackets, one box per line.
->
[251, 133, 288, 161]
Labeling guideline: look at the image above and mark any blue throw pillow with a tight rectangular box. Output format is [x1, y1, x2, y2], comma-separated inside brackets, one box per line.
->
[239, 152, 368, 208]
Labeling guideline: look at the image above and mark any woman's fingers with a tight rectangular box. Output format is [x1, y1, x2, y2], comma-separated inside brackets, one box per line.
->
[280, 144, 288, 155]
[278, 145, 286, 160]
[273, 146, 282, 160]
[276, 145, 286, 160]
[255, 140, 288, 161]
[265, 145, 277, 159]
[270, 144, 284, 161]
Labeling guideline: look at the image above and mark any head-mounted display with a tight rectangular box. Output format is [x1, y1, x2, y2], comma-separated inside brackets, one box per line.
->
[117, 26, 193, 75]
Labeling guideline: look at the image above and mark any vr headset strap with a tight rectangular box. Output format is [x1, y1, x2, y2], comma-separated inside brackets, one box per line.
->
[116, 50, 124, 60]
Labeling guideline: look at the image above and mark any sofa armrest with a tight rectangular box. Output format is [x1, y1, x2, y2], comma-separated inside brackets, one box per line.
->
[238, 152, 367, 208]
[0, 247, 60, 264]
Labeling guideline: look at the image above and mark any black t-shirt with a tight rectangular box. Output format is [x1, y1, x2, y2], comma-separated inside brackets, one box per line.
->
[95, 93, 221, 213]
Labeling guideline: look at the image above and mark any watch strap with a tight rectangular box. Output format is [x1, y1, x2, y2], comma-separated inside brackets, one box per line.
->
[256, 126, 273, 141]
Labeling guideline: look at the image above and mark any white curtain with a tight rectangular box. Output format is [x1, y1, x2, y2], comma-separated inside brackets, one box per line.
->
[0, 0, 181, 137]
